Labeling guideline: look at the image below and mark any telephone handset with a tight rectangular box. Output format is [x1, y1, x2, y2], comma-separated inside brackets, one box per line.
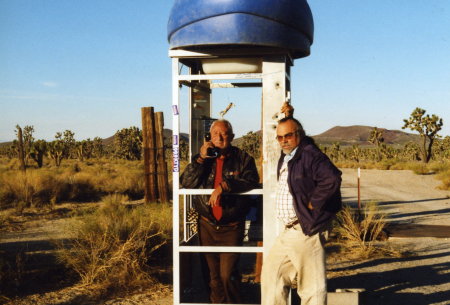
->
[204, 132, 220, 158]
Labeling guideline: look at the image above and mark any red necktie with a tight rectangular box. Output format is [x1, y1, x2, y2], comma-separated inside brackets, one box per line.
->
[212, 156, 225, 221]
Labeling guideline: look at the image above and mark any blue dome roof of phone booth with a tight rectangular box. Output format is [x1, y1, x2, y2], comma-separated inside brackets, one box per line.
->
[167, 0, 314, 59]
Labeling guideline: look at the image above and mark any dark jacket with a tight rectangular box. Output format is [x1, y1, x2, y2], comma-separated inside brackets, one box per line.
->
[277, 136, 342, 236]
[180, 146, 260, 225]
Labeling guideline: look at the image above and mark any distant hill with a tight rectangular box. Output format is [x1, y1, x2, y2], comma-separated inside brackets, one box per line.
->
[232, 130, 261, 147]
[312, 125, 420, 146]
[163, 129, 189, 144]
[0, 141, 12, 148]
[231, 126, 421, 147]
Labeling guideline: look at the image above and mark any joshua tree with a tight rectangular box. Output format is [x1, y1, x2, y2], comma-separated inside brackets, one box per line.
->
[113, 127, 143, 160]
[402, 107, 443, 163]
[443, 136, 450, 160]
[368, 127, 384, 161]
[329, 142, 341, 162]
[48, 139, 65, 167]
[75, 138, 95, 161]
[350, 144, 361, 163]
[92, 137, 104, 158]
[237, 131, 261, 159]
[433, 136, 450, 160]
[30, 140, 48, 168]
[47, 130, 76, 166]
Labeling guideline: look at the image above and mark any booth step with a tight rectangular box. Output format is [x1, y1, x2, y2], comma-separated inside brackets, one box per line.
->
[327, 289, 365, 305]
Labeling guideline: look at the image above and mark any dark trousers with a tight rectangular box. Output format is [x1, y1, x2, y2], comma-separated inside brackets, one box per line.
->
[198, 217, 245, 304]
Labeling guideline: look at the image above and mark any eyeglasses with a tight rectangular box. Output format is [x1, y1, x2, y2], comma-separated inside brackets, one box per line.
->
[276, 130, 298, 142]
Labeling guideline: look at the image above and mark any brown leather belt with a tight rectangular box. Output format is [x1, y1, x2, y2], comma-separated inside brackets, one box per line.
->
[285, 219, 300, 229]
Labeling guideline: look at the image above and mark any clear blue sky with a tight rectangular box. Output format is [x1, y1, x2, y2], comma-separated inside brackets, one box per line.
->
[1, 0, 449, 142]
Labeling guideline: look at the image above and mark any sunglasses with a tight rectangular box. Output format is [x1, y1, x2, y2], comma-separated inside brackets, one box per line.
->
[276, 130, 298, 142]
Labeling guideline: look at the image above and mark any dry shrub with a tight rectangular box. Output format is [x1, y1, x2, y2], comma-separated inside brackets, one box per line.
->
[56, 194, 171, 294]
[71, 161, 145, 199]
[437, 168, 450, 190]
[407, 162, 430, 175]
[5, 159, 20, 170]
[334, 160, 357, 168]
[336, 160, 394, 170]
[368, 160, 448, 175]
[388, 161, 408, 170]
[65, 172, 101, 202]
[0, 170, 56, 210]
[336, 202, 387, 258]
[0, 210, 14, 230]
[427, 161, 450, 190]
[0, 159, 148, 208]
[106, 168, 145, 199]
[428, 161, 450, 173]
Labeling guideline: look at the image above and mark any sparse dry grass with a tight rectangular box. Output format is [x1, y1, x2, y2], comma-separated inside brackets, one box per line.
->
[0, 159, 145, 210]
[55, 194, 171, 295]
[336, 160, 398, 170]
[336, 160, 450, 190]
[335, 202, 390, 259]
[436, 168, 450, 190]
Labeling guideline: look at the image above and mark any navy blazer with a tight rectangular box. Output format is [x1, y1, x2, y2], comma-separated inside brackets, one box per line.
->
[277, 137, 342, 235]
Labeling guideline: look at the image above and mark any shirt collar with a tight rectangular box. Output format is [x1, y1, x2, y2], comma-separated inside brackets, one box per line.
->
[283, 146, 298, 164]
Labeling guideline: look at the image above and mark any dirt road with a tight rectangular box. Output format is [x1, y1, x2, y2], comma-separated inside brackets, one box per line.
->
[341, 168, 450, 227]
[331, 169, 450, 305]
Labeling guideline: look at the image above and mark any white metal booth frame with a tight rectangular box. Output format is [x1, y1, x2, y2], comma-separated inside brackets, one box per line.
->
[171, 49, 293, 305]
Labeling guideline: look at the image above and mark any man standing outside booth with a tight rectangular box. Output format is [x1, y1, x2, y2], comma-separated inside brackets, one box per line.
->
[181, 119, 260, 304]
[261, 117, 342, 305]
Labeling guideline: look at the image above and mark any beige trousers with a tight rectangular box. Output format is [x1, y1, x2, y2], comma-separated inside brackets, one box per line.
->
[261, 224, 329, 305]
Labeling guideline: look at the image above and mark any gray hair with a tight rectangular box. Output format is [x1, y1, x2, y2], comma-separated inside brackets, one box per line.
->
[210, 119, 234, 135]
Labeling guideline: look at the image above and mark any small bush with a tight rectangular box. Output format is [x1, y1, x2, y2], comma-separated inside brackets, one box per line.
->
[437, 168, 450, 190]
[336, 202, 387, 258]
[407, 162, 430, 175]
[0, 170, 56, 210]
[56, 194, 171, 294]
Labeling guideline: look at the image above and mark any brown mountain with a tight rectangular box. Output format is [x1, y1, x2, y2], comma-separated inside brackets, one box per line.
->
[312, 125, 420, 146]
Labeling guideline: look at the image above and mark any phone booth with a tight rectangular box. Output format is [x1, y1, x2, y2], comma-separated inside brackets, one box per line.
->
[168, 1, 313, 304]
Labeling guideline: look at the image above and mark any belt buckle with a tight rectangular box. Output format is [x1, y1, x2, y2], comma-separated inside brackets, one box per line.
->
[286, 220, 298, 229]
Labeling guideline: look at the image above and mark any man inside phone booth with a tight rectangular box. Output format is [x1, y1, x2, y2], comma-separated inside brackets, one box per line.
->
[180, 119, 260, 304]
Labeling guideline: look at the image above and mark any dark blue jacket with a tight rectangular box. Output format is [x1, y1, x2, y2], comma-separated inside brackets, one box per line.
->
[277, 137, 342, 236]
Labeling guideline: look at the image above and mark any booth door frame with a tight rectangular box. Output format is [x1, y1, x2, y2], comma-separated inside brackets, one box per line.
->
[171, 51, 291, 305]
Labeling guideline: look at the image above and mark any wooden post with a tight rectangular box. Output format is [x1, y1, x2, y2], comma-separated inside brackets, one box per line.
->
[155, 112, 169, 203]
[357, 167, 361, 211]
[17, 126, 26, 172]
[142, 107, 158, 203]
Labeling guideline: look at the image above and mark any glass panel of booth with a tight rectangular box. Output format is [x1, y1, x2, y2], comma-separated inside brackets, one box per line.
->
[176, 190, 264, 303]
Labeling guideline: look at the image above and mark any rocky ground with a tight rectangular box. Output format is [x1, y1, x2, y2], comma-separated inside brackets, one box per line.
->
[1, 168, 449, 305]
